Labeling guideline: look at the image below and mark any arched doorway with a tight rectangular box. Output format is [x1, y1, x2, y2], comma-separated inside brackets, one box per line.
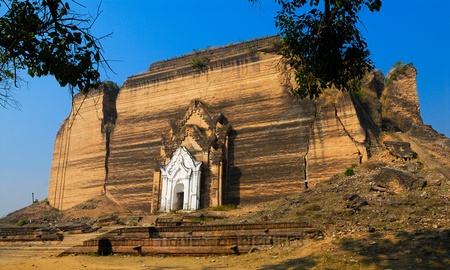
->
[152, 101, 232, 213]
[159, 147, 201, 212]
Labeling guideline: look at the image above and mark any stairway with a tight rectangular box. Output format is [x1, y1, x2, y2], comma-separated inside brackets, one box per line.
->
[1, 222, 323, 258]
[0, 229, 107, 261]
[62, 222, 323, 256]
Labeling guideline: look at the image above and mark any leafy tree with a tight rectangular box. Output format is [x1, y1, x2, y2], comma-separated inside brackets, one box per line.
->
[251, 0, 381, 99]
[0, 0, 109, 108]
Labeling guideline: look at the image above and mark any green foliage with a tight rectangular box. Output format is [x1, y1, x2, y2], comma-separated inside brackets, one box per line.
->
[17, 218, 27, 226]
[344, 164, 357, 176]
[211, 204, 236, 211]
[246, 46, 258, 55]
[352, 89, 364, 103]
[190, 55, 210, 71]
[272, 0, 382, 99]
[0, 0, 109, 108]
[386, 61, 407, 86]
[393, 60, 406, 68]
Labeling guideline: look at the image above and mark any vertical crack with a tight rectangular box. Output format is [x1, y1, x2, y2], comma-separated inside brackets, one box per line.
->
[101, 82, 120, 193]
[333, 104, 365, 163]
[305, 102, 318, 180]
[104, 130, 111, 193]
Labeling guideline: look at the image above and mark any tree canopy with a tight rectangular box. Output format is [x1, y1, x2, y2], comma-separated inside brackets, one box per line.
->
[253, 0, 382, 99]
[0, 0, 108, 108]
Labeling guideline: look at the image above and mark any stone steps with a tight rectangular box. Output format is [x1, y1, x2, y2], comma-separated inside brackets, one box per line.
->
[0, 230, 107, 261]
[61, 222, 323, 256]
[0, 243, 68, 260]
[0, 222, 323, 258]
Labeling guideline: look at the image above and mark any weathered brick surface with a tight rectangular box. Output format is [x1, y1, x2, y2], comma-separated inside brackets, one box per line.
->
[48, 90, 107, 210]
[381, 63, 422, 132]
[307, 91, 368, 182]
[107, 43, 313, 211]
[48, 37, 371, 211]
[62, 222, 321, 256]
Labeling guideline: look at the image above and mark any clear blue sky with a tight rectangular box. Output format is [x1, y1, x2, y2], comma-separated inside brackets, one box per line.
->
[1, 1, 449, 217]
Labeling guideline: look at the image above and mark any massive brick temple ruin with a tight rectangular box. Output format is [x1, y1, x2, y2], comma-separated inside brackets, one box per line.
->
[47, 36, 425, 213]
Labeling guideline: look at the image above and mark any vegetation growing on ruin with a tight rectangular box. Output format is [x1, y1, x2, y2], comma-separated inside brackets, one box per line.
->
[386, 61, 407, 86]
[352, 88, 364, 103]
[17, 218, 27, 226]
[190, 55, 210, 72]
[211, 204, 236, 211]
[246, 46, 258, 56]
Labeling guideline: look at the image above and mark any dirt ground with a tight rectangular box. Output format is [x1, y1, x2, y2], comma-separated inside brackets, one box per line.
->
[0, 237, 389, 270]
[3, 231, 449, 270]
[0, 239, 324, 270]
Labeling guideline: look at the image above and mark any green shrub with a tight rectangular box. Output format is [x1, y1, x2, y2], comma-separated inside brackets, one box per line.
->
[190, 55, 210, 71]
[393, 60, 406, 68]
[386, 61, 407, 86]
[352, 89, 363, 103]
[246, 47, 257, 55]
[344, 164, 357, 176]
[17, 218, 27, 226]
[344, 168, 354, 176]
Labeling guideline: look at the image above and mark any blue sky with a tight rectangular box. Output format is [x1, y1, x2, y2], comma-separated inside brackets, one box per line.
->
[0, 1, 449, 217]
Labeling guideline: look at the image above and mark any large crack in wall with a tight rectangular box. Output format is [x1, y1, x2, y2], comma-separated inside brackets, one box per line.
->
[101, 82, 120, 193]
[304, 102, 319, 180]
[305, 93, 370, 182]
[333, 104, 366, 164]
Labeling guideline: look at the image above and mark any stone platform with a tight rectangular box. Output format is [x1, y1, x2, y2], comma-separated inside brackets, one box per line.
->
[62, 222, 323, 256]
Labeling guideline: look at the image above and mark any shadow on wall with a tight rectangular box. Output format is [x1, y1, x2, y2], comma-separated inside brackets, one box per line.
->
[224, 129, 242, 206]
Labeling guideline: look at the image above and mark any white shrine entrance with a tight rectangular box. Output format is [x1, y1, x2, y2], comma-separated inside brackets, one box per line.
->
[151, 100, 231, 213]
[159, 146, 202, 212]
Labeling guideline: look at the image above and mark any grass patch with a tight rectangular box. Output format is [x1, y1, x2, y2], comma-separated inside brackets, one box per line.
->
[211, 204, 236, 211]
[306, 204, 322, 211]
[188, 216, 214, 222]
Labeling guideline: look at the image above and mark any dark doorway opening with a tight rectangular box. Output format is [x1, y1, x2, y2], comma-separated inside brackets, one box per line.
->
[176, 192, 184, 210]
[98, 238, 113, 256]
